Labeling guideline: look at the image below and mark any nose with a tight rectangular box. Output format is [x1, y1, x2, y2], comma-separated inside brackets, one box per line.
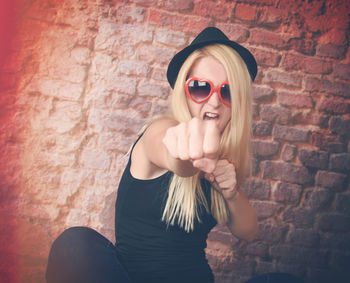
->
[207, 91, 221, 107]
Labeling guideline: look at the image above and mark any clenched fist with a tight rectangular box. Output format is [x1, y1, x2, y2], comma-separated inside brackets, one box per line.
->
[162, 118, 221, 173]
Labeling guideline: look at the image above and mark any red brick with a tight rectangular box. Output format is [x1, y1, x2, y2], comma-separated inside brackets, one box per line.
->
[132, 0, 157, 6]
[256, 222, 288, 243]
[242, 178, 271, 200]
[277, 90, 314, 109]
[249, 28, 289, 49]
[251, 200, 282, 219]
[281, 144, 297, 162]
[251, 157, 259, 176]
[305, 77, 349, 98]
[304, 57, 333, 74]
[261, 160, 313, 184]
[251, 48, 281, 67]
[318, 96, 349, 114]
[148, 9, 209, 33]
[257, 6, 282, 28]
[208, 226, 238, 246]
[159, 0, 194, 12]
[102, 112, 146, 135]
[323, 142, 346, 153]
[329, 117, 350, 138]
[264, 70, 302, 89]
[252, 85, 275, 102]
[137, 81, 169, 99]
[316, 43, 347, 59]
[237, 0, 274, 5]
[298, 149, 329, 169]
[245, 242, 268, 257]
[252, 140, 280, 158]
[260, 105, 291, 125]
[334, 63, 350, 80]
[117, 59, 150, 77]
[282, 207, 315, 229]
[286, 228, 320, 248]
[304, 188, 333, 211]
[235, 3, 257, 21]
[329, 153, 350, 173]
[192, 1, 231, 21]
[252, 103, 259, 118]
[298, 112, 329, 129]
[215, 23, 249, 42]
[289, 38, 316, 56]
[272, 125, 310, 142]
[318, 213, 350, 232]
[310, 132, 338, 149]
[281, 54, 332, 74]
[136, 44, 175, 65]
[151, 66, 167, 82]
[253, 121, 272, 136]
[155, 28, 187, 48]
[273, 181, 302, 204]
[115, 4, 146, 23]
[334, 194, 350, 216]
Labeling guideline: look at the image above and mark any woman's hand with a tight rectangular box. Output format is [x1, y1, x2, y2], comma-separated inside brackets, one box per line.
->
[162, 117, 220, 173]
[204, 159, 239, 201]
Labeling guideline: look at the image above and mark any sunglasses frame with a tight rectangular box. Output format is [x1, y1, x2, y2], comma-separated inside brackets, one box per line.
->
[185, 77, 232, 107]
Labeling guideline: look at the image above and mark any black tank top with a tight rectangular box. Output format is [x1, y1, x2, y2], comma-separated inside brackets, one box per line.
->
[115, 137, 217, 283]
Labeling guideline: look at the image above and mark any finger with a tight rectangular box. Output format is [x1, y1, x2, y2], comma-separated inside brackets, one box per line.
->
[216, 178, 236, 189]
[203, 121, 220, 159]
[176, 123, 189, 160]
[188, 118, 203, 159]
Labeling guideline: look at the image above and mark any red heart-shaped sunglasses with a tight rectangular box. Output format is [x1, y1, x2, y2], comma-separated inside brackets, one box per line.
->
[185, 78, 231, 107]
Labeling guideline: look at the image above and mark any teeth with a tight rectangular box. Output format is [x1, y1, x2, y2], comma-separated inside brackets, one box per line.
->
[205, 113, 219, 118]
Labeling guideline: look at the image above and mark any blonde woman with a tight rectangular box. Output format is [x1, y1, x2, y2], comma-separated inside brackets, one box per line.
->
[46, 27, 305, 283]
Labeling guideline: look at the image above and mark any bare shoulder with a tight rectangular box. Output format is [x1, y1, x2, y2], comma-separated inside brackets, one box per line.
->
[130, 117, 178, 179]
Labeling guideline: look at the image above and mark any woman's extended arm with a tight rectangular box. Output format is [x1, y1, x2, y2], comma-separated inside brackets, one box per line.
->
[131, 117, 220, 179]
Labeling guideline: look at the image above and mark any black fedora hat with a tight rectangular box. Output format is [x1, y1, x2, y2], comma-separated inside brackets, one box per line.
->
[166, 27, 257, 88]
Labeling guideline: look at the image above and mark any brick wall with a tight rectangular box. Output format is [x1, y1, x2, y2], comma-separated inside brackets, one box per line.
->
[0, 0, 349, 282]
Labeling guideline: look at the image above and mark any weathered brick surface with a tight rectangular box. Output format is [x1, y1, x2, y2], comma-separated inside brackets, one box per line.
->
[304, 188, 334, 212]
[262, 161, 313, 185]
[260, 105, 291, 125]
[252, 120, 272, 137]
[273, 182, 302, 204]
[1, 1, 349, 283]
[252, 140, 280, 158]
[273, 125, 310, 142]
[298, 149, 329, 169]
[315, 170, 347, 191]
[281, 144, 296, 162]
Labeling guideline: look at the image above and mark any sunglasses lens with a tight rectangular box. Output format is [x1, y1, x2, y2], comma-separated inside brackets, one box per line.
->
[220, 84, 231, 105]
[188, 80, 211, 101]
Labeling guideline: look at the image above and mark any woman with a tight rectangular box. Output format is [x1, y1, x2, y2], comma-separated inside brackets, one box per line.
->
[47, 27, 303, 283]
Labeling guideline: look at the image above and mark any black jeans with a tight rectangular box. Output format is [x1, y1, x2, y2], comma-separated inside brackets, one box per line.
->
[46, 227, 131, 283]
[46, 227, 305, 283]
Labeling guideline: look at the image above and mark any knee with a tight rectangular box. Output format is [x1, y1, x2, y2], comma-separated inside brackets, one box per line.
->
[46, 227, 101, 282]
[49, 226, 98, 258]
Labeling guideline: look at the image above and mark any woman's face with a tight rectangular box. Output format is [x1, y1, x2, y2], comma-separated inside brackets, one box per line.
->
[186, 56, 232, 132]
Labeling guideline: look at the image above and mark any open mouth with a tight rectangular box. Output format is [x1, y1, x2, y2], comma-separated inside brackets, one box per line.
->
[203, 112, 219, 120]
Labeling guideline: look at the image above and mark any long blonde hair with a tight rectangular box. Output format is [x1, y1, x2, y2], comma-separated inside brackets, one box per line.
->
[160, 44, 253, 232]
